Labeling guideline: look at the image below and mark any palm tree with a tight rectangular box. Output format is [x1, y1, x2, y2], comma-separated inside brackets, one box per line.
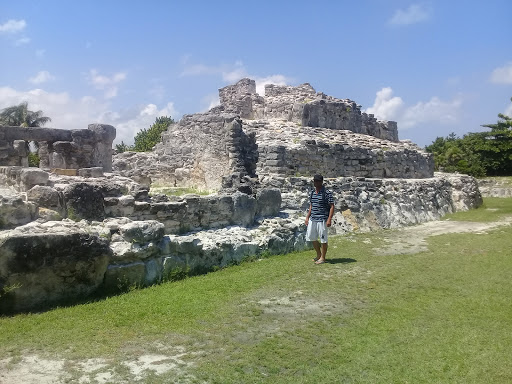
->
[0, 101, 51, 127]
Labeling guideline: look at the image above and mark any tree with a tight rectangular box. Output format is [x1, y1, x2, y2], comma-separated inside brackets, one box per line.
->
[115, 141, 132, 153]
[0, 101, 51, 127]
[425, 97, 512, 177]
[132, 116, 174, 152]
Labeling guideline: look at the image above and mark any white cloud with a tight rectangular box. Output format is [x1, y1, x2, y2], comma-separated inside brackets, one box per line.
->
[365, 87, 463, 130]
[28, 71, 55, 84]
[0, 86, 178, 145]
[388, 4, 432, 26]
[0, 19, 26, 33]
[401, 96, 462, 128]
[87, 69, 127, 99]
[490, 62, 512, 84]
[222, 62, 249, 83]
[365, 87, 404, 120]
[14, 37, 30, 46]
[35, 49, 45, 58]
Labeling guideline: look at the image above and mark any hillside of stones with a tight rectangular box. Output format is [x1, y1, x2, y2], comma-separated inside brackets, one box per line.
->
[0, 79, 483, 314]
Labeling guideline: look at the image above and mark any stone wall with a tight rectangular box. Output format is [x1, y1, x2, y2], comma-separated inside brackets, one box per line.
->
[0, 124, 116, 171]
[0, 173, 482, 313]
[218, 79, 399, 142]
[477, 178, 512, 198]
[245, 121, 432, 179]
[114, 114, 256, 190]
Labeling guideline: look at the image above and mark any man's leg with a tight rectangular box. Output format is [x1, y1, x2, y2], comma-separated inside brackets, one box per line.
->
[315, 221, 328, 264]
[312, 241, 322, 261]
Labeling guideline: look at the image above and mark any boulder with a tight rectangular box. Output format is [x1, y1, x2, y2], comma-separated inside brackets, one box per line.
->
[19, 168, 49, 191]
[63, 182, 105, 221]
[27, 185, 63, 212]
[118, 220, 165, 243]
[256, 188, 282, 217]
[0, 231, 111, 313]
[0, 195, 37, 229]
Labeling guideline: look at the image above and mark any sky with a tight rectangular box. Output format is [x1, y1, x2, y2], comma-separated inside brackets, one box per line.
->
[1, 1, 511, 148]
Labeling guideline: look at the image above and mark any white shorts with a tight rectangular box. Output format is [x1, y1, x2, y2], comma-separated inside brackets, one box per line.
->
[306, 220, 328, 243]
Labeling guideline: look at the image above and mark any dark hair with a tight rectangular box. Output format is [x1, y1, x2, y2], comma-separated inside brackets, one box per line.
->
[313, 174, 323, 181]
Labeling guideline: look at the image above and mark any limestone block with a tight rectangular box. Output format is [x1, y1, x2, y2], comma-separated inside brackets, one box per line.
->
[162, 255, 187, 276]
[0, 195, 38, 229]
[144, 258, 163, 285]
[256, 188, 282, 217]
[119, 220, 165, 243]
[27, 185, 62, 210]
[0, 231, 110, 313]
[20, 168, 49, 190]
[51, 168, 78, 176]
[37, 207, 63, 222]
[63, 182, 105, 221]
[232, 192, 257, 226]
[103, 262, 145, 292]
[78, 167, 104, 178]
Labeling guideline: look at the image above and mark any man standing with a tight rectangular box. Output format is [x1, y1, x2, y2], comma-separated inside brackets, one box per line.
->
[305, 174, 334, 264]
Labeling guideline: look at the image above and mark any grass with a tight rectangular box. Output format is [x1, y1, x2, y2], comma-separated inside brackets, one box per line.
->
[1, 198, 511, 383]
[442, 196, 512, 222]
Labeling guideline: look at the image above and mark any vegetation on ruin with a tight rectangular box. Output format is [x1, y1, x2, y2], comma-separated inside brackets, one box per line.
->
[115, 116, 174, 153]
[149, 185, 211, 197]
[426, 98, 512, 177]
[1, 197, 511, 383]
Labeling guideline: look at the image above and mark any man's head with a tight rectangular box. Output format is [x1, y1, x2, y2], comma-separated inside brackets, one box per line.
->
[313, 174, 323, 188]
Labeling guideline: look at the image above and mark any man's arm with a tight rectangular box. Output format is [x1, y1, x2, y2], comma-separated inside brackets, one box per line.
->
[326, 203, 334, 227]
[305, 204, 312, 226]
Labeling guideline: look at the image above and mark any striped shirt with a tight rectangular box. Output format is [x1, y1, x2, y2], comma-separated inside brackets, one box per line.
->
[309, 187, 334, 222]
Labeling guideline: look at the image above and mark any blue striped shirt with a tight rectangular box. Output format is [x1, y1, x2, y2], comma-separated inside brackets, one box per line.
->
[309, 187, 334, 221]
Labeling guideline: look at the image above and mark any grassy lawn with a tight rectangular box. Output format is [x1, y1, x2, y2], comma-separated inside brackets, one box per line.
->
[1, 198, 511, 383]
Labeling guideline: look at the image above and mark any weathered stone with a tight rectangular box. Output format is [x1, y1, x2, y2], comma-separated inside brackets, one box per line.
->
[0, 231, 111, 313]
[20, 168, 49, 191]
[78, 167, 104, 178]
[27, 185, 62, 210]
[63, 182, 105, 221]
[0, 194, 38, 229]
[118, 220, 165, 243]
[256, 188, 282, 217]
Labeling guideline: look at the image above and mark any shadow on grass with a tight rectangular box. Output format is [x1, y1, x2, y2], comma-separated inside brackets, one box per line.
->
[326, 257, 357, 264]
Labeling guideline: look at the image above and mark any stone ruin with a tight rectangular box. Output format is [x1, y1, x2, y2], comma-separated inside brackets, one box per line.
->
[0, 79, 483, 314]
[114, 79, 429, 191]
[0, 123, 115, 171]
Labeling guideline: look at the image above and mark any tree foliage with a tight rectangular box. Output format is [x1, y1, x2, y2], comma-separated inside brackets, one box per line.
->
[0, 101, 51, 127]
[425, 98, 512, 177]
[116, 116, 174, 153]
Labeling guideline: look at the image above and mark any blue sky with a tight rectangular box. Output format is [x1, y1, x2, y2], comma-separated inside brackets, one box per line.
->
[1, 1, 511, 147]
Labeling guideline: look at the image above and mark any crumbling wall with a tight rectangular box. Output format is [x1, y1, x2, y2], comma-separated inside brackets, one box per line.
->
[245, 121, 432, 178]
[0, 124, 116, 171]
[116, 113, 257, 190]
[217, 79, 399, 142]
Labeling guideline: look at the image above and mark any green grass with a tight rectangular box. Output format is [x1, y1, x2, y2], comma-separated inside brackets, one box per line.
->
[1, 198, 512, 383]
[442, 197, 512, 222]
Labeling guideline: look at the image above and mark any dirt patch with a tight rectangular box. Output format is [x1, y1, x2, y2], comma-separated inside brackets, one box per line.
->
[374, 216, 512, 256]
[0, 348, 198, 384]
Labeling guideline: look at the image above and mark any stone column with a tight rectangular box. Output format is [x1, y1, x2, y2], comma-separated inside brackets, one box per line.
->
[88, 124, 116, 172]
[38, 141, 50, 168]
